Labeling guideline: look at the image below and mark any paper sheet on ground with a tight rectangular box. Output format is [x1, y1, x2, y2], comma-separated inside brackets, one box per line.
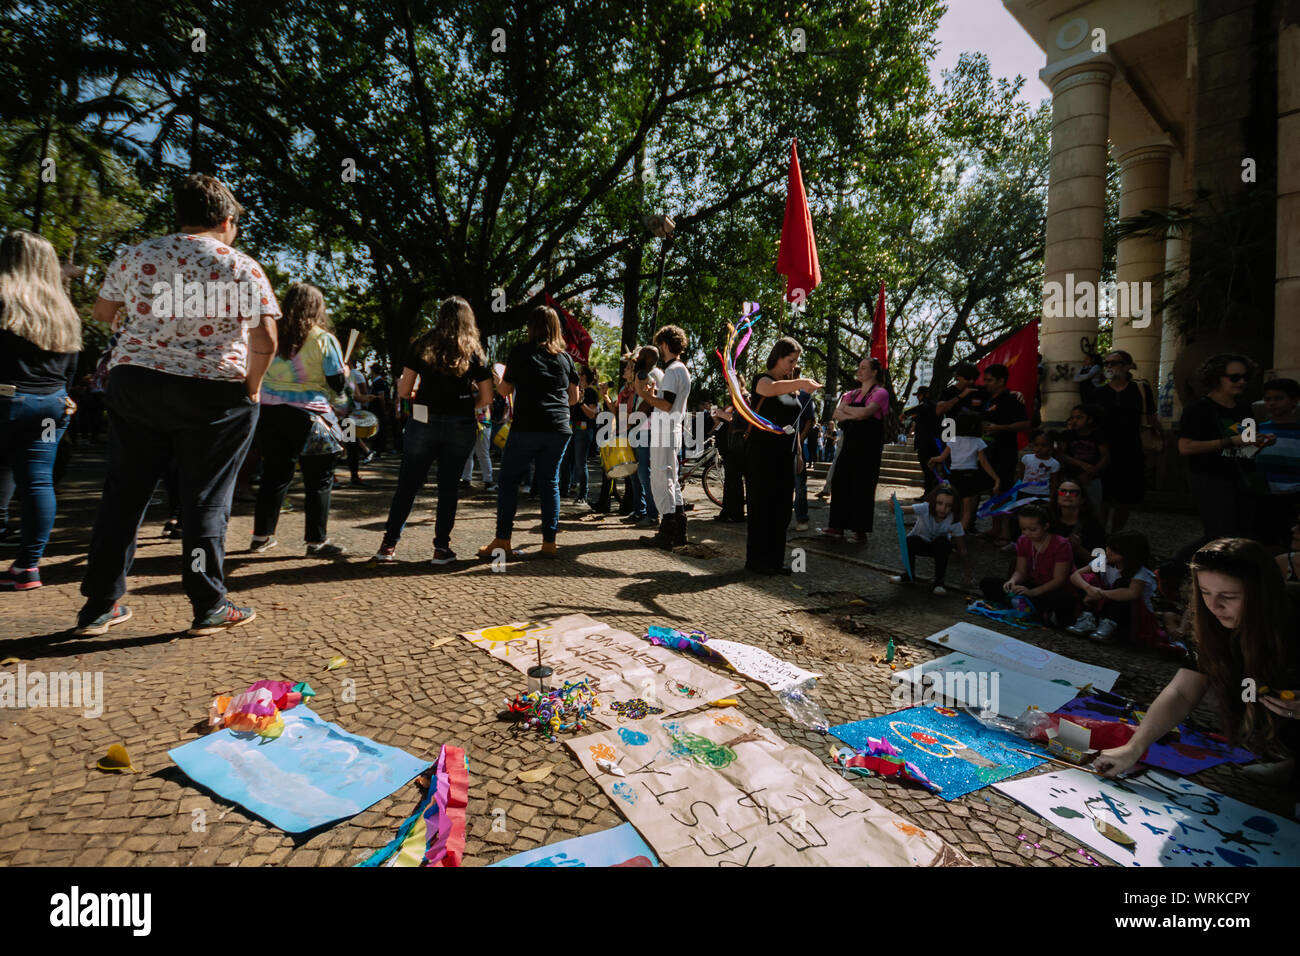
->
[995, 768, 1300, 867]
[927, 621, 1119, 691]
[461, 614, 743, 727]
[703, 638, 820, 692]
[489, 823, 659, 867]
[894, 652, 1081, 717]
[169, 706, 428, 833]
[567, 708, 969, 867]
[830, 705, 1045, 800]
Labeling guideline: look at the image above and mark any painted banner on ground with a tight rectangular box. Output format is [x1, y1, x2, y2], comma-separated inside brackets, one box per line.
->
[830, 705, 1046, 800]
[568, 708, 969, 867]
[927, 621, 1119, 692]
[704, 638, 821, 692]
[490, 823, 659, 867]
[894, 651, 1079, 717]
[461, 614, 743, 727]
[169, 706, 429, 833]
[995, 768, 1300, 867]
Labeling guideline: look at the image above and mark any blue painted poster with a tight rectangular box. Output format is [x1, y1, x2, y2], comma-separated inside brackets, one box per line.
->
[490, 823, 660, 867]
[830, 704, 1046, 800]
[169, 706, 429, 832]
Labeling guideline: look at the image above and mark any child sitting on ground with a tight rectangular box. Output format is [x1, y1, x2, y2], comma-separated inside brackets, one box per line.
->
[928, 412, 1001, 533]
[1065, 531, 1161, 644]
[978, 503, 1077, 626]
[889, 485, 973, 595]
[1017, 429, 1061, 500]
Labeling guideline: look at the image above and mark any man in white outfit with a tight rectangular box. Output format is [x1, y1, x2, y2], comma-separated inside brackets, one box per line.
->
[636, 324, 691, 548]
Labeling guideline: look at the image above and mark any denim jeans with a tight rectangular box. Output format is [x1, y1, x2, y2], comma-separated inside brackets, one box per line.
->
[461, 423, 492, 483]
[794, 461, 809, 522]
[1, 389, 71, 567]
[569, 423, 592, 500]
[80, 366, 258, 622]
[253, 403, 335, 543]
[384, 414, 477, 550]
[633, 440, 658, 520]
[496, 430, 570, 542]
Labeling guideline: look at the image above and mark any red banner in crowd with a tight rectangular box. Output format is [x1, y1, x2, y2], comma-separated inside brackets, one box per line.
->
[545, 293, 592, 365]
[775, 138, 822, 304]
[870, 281, 888, 367]
[977, 320, 1039, 448]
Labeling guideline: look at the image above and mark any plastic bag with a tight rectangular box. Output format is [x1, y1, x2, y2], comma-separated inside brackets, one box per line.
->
[778, 678, 829, 733]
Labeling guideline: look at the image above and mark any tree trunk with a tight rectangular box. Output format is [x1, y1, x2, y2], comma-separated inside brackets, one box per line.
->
[620, 147, 646, 353]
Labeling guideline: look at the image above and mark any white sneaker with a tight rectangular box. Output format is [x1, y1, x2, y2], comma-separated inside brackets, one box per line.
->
[1090, 618, 1118, 642]
[795, 520, 809, 531]
[888, 574, 908, 584]
[249, 535, 278, 554]
[932, 585, 947, 596]
[1066, 612, 1098, 636]
[845, 531, 864, 545]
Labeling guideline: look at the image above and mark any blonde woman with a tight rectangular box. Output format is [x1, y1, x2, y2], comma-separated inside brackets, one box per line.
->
[0, 231, 81, 590]
[251, 282, 348, 557]
[478, 304, 579, 559]
[375, 296, 492, 564]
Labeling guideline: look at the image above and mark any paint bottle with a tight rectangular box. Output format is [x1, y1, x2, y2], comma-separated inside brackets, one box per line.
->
[885, 638, 896, 663]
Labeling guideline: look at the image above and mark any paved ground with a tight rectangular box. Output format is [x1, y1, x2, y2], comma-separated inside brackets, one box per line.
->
[0, 445, 1288, 867]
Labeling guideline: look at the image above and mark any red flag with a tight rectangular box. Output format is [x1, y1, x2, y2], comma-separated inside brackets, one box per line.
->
[545, 293, 592, 364]
[977, 320, 1039, 449]
[870, 281, 888, 367]
[775, 139, 821, 303]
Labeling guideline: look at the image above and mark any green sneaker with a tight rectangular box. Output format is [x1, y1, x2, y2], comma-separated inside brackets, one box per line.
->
[74, 604, 133, 636]
[188, 600, 256, 636]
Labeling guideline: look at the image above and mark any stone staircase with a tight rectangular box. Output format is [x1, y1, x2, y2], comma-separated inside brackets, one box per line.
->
[807, 442, 925, 488]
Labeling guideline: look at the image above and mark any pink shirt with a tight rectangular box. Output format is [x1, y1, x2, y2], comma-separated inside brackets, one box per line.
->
[1016, 534, 1073, 588]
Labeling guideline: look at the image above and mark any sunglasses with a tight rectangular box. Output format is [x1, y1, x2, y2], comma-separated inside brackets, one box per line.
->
[1223, 373, 1248, 383]
[1058, 489, 1081, 496]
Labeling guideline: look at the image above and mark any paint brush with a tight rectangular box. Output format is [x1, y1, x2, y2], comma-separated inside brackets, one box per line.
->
[1009, 747, 1105, 776]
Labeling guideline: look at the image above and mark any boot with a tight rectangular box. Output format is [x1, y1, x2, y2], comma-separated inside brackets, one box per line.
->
[670, 512, 687, 547]
[642, 515, 672, 548]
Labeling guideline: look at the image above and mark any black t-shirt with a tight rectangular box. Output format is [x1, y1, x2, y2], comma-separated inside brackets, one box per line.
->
[1, 329, 78, 395]
[572, 386, 598, 430]
[751, 373, 801, 432]
[1059, 427, 1105, 477]
[404, 345, 491, 418]
[939, 384, 989, 418]
[504, 343, 578, 433]
[1179, 396, 1259, 481]
[983, 389, 1028, 462]
[1088, 381, 1149, 453]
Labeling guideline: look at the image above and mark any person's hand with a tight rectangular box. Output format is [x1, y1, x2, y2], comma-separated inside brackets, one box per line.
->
[1255, 432, 1278, 449]
[928, 457, 941, 467]
[1094, 742, 1143, 778]
[1085, 584, 1102, 601]
[992, 480, 1002, 494]
[1260, 693, 1300, 721]
[63, 396, 78, 416]
[1002, 579, 1016, 594]
[247, 388, 261, 403]
[797, 377, 823, 392]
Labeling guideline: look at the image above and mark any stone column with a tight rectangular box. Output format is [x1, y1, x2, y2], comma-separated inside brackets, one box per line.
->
[1276, 8, 1300, 380]
[1157, 234, 1188, 421]
[1041, 60, 1116, 424]
[1112, 143, 1173, 385]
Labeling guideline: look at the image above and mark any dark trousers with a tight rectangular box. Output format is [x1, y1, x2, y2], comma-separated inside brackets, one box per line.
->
[253, 404, 335, 542]
[80, 366, 258, 621]
[906, 534, 951, 583]
[384, 415, 477, 550]
[496, 430, 569, 542]
[916, 437, 940, 493]
[828, 440, 879, 533]
[720, 443, 746, 519]
[744, 438, 794, 570]
[978, 576, 1077, 627]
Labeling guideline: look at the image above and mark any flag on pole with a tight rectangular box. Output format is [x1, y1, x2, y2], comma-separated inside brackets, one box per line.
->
[545, 293, 592, 364]
[870, 281, 888, 367]
[775, 139, 821, 304]
[977, 320, 1039, 449]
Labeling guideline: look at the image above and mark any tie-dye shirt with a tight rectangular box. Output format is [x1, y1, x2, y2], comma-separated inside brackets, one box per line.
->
[260, 326, 345, 413]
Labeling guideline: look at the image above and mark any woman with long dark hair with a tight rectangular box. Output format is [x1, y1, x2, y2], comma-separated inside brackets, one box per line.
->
[375, 296, 492, 564]
[0, 230, 81, 590]
[251, 282, 349, 557]
[1096, 539, 1300, 794]
[1047, 478, 1105, 568]
[478, 305, 579, 559]
[821, 355, 889, 545]
[744, 337, 821, 574]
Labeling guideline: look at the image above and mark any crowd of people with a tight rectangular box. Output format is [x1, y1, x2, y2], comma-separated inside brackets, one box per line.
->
[3, 174, 1300, 804]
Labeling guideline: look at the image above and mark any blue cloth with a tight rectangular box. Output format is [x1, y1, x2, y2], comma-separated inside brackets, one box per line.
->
[385, 415, 477, 550]
[496, 430, 570, 542]
[490, 823, 659, 867]
[1, 389, 71, 566]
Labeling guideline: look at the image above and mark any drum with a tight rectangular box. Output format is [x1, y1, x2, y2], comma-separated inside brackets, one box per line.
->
[599, 438, 637, 478]
[346, 410, 379, 440]
[493, 420, 511, 449]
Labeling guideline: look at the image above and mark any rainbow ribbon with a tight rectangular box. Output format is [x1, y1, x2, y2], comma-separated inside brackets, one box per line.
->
[715, 303, 787, 436]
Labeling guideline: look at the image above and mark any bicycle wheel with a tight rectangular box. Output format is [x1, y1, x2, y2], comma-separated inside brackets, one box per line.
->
[703, 457, 726, 508]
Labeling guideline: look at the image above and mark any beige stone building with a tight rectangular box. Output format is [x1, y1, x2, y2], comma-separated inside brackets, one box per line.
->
[1006, 0, 1299, 425]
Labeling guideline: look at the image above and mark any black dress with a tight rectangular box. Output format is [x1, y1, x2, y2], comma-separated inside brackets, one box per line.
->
[829, 386, 886, 534]
[1089, 381, 1148, 505]
[744, 374, 801, 571]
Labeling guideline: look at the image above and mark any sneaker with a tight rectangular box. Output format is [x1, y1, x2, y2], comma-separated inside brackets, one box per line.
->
[0, 566, 41, 591]
[361, 451, 378, 465]
[794, 520, 809, 531]
[932, 585, 948, 596]
[1000, 541, 1017, 553]
[623, 513, 646, 524]
[161, 519, 182, 539]
[430, 548, 457, 565]
[305, 540, 347, 558]
[1090, 618, 1118, 642]
[188, 600, 256, 636]
[482, 482, 497, 492]
[888, 574, 912, 585]
[373, 540, 398, 562]
[74, 604, 132, 636]
[845, 531, 864, 545]
[818, 528, 843, 538]
[249, 535, 278, 554]
[459, 480, 471, 490]
[635, 515, 658, 528]
[1066, 612, 1098, 636]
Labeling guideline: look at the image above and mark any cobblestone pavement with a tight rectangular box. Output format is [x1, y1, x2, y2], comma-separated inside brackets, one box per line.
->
[0, 447, 1287, 867]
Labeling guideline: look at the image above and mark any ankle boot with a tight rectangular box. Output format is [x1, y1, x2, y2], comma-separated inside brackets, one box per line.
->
[670, 512, 687, 547]
[642, 515, 671, 548]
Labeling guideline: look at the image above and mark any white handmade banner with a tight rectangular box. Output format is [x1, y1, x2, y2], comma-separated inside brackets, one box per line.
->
[568, 708, 969, 867]
[460, 614, 743, 727]
[995, 768, 1300, 867]
[927, 621, 1119, 692]
[705, 638, 821, 692]
[894, 652, 1080, 717]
